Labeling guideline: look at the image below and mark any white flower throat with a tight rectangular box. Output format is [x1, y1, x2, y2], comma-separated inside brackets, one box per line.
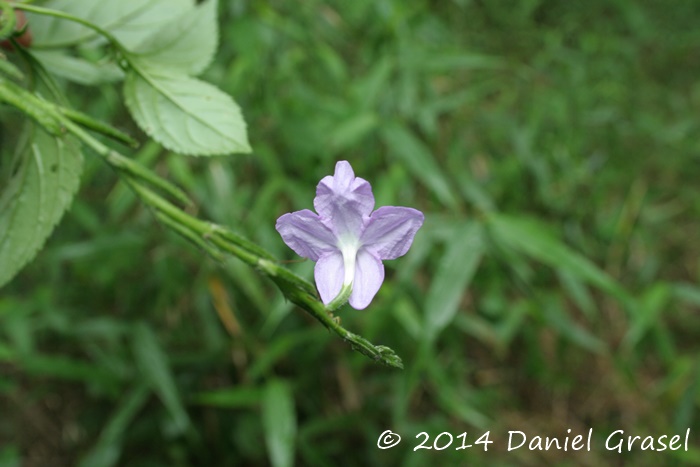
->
[337, 235, 360, 286]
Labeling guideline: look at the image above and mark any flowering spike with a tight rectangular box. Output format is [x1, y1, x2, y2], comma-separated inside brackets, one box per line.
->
[276, 161, 424, 310]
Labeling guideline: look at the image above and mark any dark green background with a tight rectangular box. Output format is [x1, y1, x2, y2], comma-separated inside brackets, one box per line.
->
[2, 0, 700, 465]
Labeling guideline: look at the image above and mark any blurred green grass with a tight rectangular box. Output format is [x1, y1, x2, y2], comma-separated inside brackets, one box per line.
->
[2, 0, 700, 465]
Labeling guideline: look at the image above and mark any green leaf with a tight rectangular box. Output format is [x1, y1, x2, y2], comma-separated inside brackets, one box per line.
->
[30, 50, 124, 86]
[0, 445, 20, 467]
[557, 270, 597, 320]
[487, 214, 629, 302]
[328, 112, 378, 152]
[0, 126, 83, 288]
[29, 0, 195, 49]
[124, 63, 250, 155]
[414, 52, 504, 73]
[131, 323, 190, 433]
[381, 122, 458, 209]
[0, 57, 23, 81]
[78, 384, 150, 467]
[130, 0, 218, 76]
[0, 3, 16, 40]
[19, 354, 122, 390]
[541, 296, 607, 354]
[191, 386, 262, 408]
[263, 380, 296, 467]
[672, 282, 700, 306]
[428, 362, 490, 428]
[392, 296, 423, 340]
[247, 330, 320, 381]
[673, 360, 700, 432]
[424, 221, 484, 342]
[622, 282, 672, 350]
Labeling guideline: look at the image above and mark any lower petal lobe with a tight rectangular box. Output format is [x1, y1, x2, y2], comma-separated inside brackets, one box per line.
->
[348, 248, 385, 310]
[315, 251, 345, 304]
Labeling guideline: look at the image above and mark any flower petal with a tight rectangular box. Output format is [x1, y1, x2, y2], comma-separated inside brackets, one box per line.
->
[348, 248, 385, 310]
[314, 161, 374, 238]
[315, 251, 344, 304]
[360, 206, 425, 260]
[276, 209, 337, 261]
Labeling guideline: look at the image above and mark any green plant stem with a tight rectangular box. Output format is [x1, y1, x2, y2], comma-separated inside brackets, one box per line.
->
[54, 107, 191, 207]
[275, 283, 403, 368]
[0, 2, 16, 40]
[126, 176, 402, 367]
[0, 78, 404, 369]
[14, 3, 126, 54]
[326, 283, 352, 311]
[59, 107, 139, 148]
[154, 210, 224, 262]
[0, 77, 62, 133]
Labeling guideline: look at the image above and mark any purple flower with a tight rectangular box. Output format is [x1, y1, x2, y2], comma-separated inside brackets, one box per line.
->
[276, 161, 424, 310]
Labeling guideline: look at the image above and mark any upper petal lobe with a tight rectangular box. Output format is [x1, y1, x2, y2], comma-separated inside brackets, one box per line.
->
[275, 209, 337, 261]
[360, 206, 424, 260]
[314, 161, 374, 237]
